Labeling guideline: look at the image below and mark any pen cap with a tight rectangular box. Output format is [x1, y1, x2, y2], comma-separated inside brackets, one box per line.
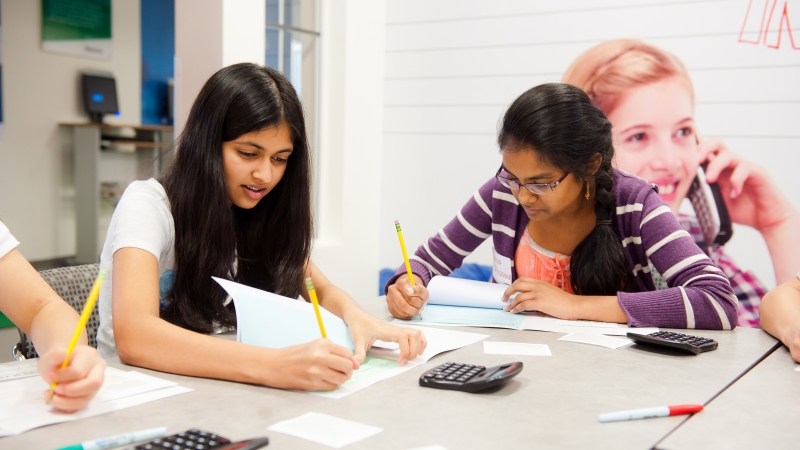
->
[668, 404, 703, 415]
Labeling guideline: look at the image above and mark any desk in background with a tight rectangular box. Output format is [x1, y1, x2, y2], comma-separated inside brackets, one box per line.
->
[2, 297, 780, 450]
[59, 123, 173, 264]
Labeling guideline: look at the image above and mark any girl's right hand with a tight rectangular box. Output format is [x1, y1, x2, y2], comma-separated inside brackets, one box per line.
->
[38, 345, 106, 412]
[386, 274, 428, 319]
[271, 339, 358, 391]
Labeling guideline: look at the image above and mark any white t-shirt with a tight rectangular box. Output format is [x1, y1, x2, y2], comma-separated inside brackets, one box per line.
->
[97, 179, 175, 357]
[0, 220, 21, 260]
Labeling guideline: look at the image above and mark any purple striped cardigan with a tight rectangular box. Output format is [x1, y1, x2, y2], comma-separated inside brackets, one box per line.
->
[388, 169, 738, 330]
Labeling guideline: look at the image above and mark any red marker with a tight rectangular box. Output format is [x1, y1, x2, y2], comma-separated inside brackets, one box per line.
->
[599, 404, 703, 423]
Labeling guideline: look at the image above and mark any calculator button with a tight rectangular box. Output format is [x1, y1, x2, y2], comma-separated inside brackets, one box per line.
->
[476, 366, 485, 370]
[435, 374, 445, 379]
[424, 373, 435, 378]
[446, 376, 457, 381]
[457, 377, 468, 382]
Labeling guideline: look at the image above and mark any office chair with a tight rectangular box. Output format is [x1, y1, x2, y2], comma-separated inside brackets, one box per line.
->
[12, 264, 101, 361]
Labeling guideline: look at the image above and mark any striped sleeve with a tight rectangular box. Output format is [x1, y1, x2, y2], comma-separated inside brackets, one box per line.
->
[385, 179, 494, 290]
[616, 181, 737, 330]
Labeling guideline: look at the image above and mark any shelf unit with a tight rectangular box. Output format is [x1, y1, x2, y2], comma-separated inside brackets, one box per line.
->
[59, 123, 174, 264]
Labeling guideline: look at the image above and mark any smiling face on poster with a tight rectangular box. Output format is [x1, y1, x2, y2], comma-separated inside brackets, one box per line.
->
[562, 40, 800, 325]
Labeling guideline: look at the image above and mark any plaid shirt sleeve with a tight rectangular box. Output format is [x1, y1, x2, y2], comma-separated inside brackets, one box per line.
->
[679, 214, 766, 327]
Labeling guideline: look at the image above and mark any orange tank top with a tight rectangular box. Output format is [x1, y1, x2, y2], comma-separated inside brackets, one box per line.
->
[514, 230, 574, 294]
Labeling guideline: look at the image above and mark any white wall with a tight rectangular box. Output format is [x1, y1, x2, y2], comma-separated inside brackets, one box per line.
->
[0, 0, 141, 261]
[174, 0, 267, 137]
[379, 0, 800, 289]
[311, 0, 387, 301]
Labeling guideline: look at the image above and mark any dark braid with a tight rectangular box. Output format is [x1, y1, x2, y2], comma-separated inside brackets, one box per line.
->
[498, 83, 634, 296]
[570, 157, 635, 294]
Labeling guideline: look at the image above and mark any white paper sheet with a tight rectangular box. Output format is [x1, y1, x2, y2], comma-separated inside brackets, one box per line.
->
[213, 277, 355, 351]
[557, 333, 632, 349]
[396, 304, 658, 337]
[427, 276, 508, 309]
[405, 446, 449, 450]
[311, 325, 489, 399]
[0, 360, 39, 382]
[393, 304, 524, 329]
[483, 341, 552, 356]
[268, 412, 382, 448]
[0, 367, 177, 422]
[0, 367, 190, 437]
[370, 325, 489, 364]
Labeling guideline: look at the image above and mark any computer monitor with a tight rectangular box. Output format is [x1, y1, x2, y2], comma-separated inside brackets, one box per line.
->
[82, 74, 119, 123]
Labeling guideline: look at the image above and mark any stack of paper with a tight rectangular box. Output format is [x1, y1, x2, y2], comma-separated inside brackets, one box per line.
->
[0, 365, 191, 436]
[394, 277, 658, 336]
[214, 278, 491, 399]
[214, 277, 355, 350]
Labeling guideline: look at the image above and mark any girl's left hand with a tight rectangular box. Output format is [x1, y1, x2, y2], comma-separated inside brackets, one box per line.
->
[700, 138, 792, 232]
[502, 277, 577, 319]
[345, 308, 427, 366]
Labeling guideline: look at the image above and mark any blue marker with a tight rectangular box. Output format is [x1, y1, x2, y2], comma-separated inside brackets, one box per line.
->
[56, 427, 167, 450]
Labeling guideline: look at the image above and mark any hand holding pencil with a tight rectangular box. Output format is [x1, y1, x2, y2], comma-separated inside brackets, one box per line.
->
[386, 220, 430, 320]
[39, 268, 108, 412]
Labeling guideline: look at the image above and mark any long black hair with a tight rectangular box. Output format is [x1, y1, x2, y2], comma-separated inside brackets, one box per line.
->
[498, 82, 634, 295]
[159, 63, 312, 333]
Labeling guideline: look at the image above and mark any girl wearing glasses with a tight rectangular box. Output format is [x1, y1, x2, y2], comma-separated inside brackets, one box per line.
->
[385, 83, 737, 330]
[99, 64, 425, 392]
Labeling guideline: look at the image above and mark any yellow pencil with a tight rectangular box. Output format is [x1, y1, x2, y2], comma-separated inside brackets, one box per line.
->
[395, 220, 422, 319]
[50, 268, 108, 391]
[305, 277, 327, 339]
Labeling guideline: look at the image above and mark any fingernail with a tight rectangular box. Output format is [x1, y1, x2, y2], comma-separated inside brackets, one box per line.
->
[406, 287, 414, 295]
[730, 188, 737, 198]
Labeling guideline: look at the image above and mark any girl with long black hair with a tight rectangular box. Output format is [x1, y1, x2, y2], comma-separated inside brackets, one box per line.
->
[385, 83, 738, 330]
[97, 63, 425, 391]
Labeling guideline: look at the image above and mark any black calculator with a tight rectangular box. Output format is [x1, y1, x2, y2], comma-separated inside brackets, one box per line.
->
[419, 361, 523, 393]
[133, 429, 233, 450]
[627, 331, 718, 355]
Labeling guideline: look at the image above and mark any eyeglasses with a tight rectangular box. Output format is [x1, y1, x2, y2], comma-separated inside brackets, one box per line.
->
[495, 166, 570, 195]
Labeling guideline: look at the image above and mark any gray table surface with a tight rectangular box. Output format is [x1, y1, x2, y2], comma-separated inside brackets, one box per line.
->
[657, 344, 799, 450]
[3, 297, 780, 450]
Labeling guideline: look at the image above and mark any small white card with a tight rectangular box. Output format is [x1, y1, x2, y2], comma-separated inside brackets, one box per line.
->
[558, 333, 632, 349]
[483, 341, 552, 356]
[794, 365, 799, 372]
[268, 412, 382, 448]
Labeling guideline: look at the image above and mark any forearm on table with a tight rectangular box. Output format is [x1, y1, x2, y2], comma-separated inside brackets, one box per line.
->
[574, 295, 629, 323]
[114, 314, 276, 385]
[28, 300, 88, 354]
[761, 209, 800, 284]
[760, 282, 800, 345]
